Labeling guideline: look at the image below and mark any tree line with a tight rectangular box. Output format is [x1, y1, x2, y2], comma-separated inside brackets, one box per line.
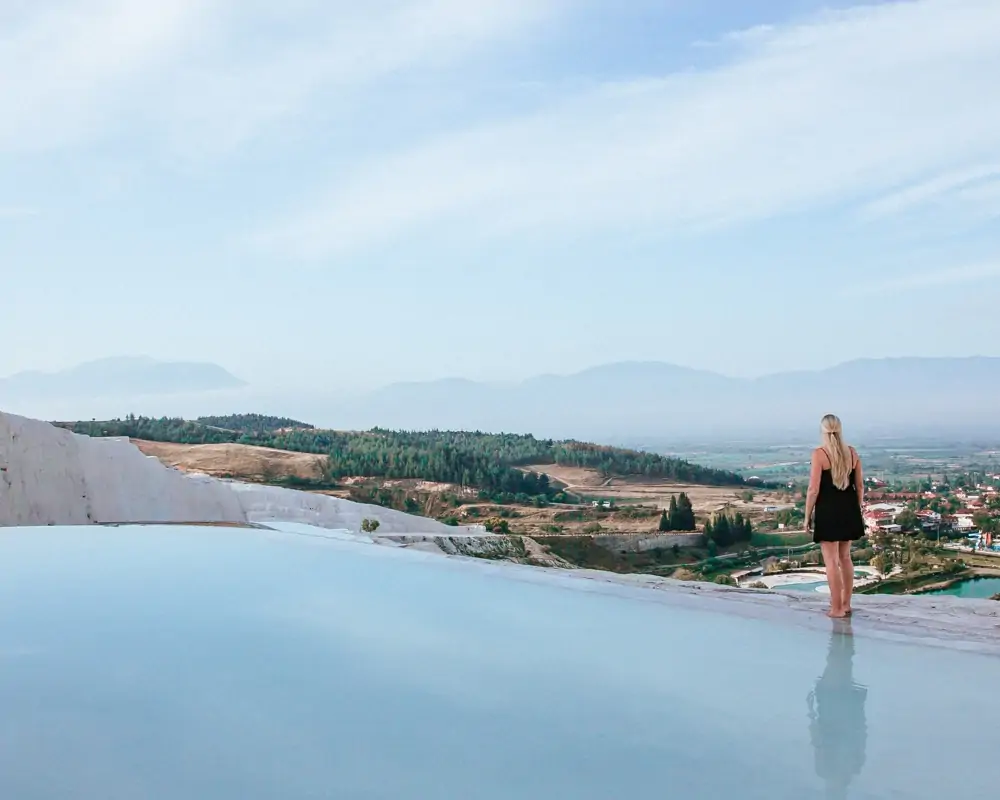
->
[551, 442, 745, 486]
[196, 414, 314, 433]
[60, 415, 748, 501]
[704, 511, 754, 547]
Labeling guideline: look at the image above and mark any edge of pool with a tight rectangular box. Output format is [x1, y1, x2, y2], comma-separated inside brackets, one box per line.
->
[383, 541, 1000, 657]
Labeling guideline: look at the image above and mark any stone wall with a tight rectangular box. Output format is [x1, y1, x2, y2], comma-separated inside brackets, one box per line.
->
[0, 412, 467, 535]
[593, 532, 705, 553]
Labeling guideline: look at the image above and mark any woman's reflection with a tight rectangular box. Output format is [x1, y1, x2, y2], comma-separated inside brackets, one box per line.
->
[807, 622, 868, 799]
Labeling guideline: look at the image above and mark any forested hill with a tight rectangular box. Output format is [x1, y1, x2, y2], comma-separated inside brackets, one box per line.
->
[59, 416, 747, 493]
[196, 414, 314, 433]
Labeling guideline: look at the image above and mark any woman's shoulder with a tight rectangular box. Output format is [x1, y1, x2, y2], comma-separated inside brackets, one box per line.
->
[811, 447, 830, 465]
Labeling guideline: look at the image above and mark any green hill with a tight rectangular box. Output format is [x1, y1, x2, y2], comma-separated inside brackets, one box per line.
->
[60, 415, 747, 501]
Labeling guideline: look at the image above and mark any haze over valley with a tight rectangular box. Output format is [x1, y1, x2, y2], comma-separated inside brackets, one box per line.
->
[6, 355, 999, 443]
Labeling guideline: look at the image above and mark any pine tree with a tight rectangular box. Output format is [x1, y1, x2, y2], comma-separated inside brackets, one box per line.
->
[668, 495, 680, 529]
[714, 513, 733, 547]
[674, 492, 696, 531]
[732, 512, 752, 543]
[658, 509, 672, 532]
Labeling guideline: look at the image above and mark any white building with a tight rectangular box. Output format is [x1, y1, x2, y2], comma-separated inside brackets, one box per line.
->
[866, 503, 907, 517]
[954, 515, 976, 531]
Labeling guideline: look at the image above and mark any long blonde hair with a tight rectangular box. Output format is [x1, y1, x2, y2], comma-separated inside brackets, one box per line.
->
[820, 414, 853, 490]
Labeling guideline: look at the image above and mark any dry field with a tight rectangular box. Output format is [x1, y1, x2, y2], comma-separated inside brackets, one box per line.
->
[133, 440, 328, 482]
[528, 464, 784, 516]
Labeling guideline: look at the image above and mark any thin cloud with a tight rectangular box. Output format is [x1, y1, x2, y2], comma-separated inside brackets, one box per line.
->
[0, 206, 40, 219]
[262, 0, 1000, 258]
[0, 0, 213, 152]
[849, 263, 1000, 295]
[861, 164, 1000, 220]
[0, 0, 562, 156]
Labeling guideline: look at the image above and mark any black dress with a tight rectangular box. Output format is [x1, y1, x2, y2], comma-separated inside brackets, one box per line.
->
[813, 465, 865, 543]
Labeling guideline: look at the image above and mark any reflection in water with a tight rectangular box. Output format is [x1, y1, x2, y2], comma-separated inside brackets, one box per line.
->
[807, 622, 868, 799]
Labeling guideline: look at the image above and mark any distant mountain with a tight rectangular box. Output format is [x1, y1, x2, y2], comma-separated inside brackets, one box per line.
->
[0, 357, 246, 401]
[334, 358, 1000, 441]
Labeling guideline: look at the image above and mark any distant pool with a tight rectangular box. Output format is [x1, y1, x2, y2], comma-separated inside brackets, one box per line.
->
[778, 571, 867, 593]
[925, 577, 1000, 599]
[780, 580, 828, 592]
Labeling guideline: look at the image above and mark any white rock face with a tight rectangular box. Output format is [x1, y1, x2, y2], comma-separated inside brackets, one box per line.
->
[0, 412, 472, 534]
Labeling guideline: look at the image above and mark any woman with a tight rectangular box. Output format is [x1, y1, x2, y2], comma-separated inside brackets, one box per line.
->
[805, 414, 865, 618]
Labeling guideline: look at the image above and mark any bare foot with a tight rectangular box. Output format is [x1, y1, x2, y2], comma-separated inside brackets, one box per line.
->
[827, 608, 847, 619]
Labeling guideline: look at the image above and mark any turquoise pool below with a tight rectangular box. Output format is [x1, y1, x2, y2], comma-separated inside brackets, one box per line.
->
[778, 571, 868, 593]
[924, 576, 1000, 598]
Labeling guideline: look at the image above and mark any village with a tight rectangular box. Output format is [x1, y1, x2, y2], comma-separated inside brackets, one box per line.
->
[861, 472, 1000, 551]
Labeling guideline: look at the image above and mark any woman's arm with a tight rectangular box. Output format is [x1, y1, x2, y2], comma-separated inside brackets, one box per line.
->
[805, 448, 822, 531]
[853, 449, 864, 506]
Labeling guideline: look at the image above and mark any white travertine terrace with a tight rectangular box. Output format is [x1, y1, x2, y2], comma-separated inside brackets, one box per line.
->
[0, 411, 475, 535]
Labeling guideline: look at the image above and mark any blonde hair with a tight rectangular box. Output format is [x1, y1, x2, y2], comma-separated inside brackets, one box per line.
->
[820, 414, 853, 490]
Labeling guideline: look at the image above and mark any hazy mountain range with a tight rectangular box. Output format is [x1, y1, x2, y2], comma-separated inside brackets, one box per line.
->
[2, 356, 999, 442]
[334, 357, 1000, 441]
[0, 357, 245, 401]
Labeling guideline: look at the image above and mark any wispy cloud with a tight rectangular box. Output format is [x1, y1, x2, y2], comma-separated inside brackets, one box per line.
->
[849, 262, 1000, 295]
[262, 0, 1000, 257]
[0, 0, 561, 156]
[862, 164, 1000, 221]
[154, 0, 563, 156]
[0, 206, 40, 219]
[0, 0, 213, 151]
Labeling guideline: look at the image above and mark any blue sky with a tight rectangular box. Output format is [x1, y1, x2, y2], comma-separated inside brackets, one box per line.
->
[3, 0, 1000, 392]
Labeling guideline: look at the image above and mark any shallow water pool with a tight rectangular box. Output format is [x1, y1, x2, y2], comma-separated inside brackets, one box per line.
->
[925, 576, 1000, 598]
[0, 525, 997, 799]
[777, 571, 868, 593]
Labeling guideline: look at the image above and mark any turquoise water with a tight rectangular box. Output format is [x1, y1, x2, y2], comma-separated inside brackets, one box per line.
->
[782, 580, 828, 592]
[780, 571, 867, 593]
[1, 525, 998, 799]
[925, 576, 1000, 598]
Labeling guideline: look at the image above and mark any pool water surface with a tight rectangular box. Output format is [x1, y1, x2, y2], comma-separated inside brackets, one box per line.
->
[0, 525, 997, 799]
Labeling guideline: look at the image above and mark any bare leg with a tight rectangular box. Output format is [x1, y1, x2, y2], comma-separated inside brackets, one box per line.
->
[839, 541, 854, 614]
[821, 542, 846, 617]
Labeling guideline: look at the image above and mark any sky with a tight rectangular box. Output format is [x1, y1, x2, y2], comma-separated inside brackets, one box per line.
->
[3, 0, 1000, 393]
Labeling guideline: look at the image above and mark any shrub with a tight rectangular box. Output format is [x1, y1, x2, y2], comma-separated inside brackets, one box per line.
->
[582, 522, 604, 534]
[361, 518, 380, 533]
[484, 517, 511, 534]
[714, 575, 737, 586]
